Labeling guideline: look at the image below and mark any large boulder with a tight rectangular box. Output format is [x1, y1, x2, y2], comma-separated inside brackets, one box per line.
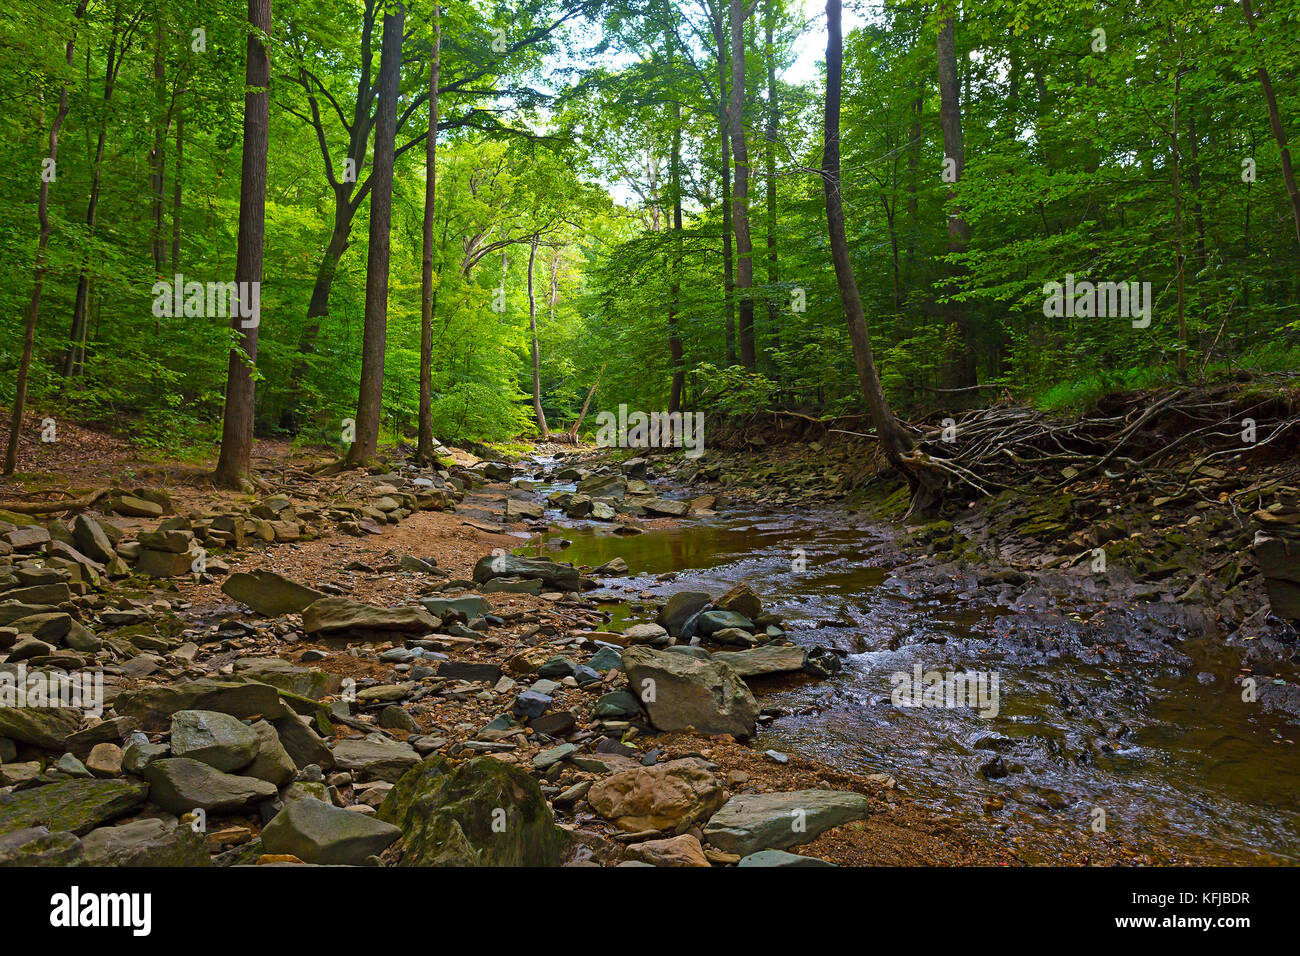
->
[260, 797, 400, 865]
[0, 779, 148, 836]
[587, 758, 726, 833]
[221, 570, 326, 617]
[301, 597, 437, 637]
[169, 710, 260, 772]
[621, 645, 758, 738]
[142, 758, 277, 814]
[241, 720, 298, 786]
[655, 591, 710, 635]
[703, 790, 870, 855]
[115, 680, 288, 731]
[380, 756, 567, 866]
[0, 706, 82, 749]
[471, 554, 586, 592]
[80, 818, 210, 866]
[713, 582, 763, 620]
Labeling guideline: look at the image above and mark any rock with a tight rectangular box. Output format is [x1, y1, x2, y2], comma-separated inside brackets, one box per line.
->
[260, 797, 400, 865]
[595, 557, 629, 575]
[624, 833, 710, 867]
[138, 529, 195, 553]
[711, 644, 807, 678]
[588, 645, 623, 672]
[235, 658, 341, 699]
[709, 626, 757, 647]
[301, 597, 437, 637]
[576, 474, 626, 498]
[242, 720, 298, 786]
[703, 790, 871, 855]
[437, 661, 502, 683]
[587, 758, 726, 833]
[421, 596, 491, 619]
[142, 758, 277, 814]
[0, 778, 149, 836]
[0, 826, 83, 866]
[3, 526, 50, 550]
[110, 495, 161, 518]
[381, 756, 567, 866]
[115, 680, 289, 731]
[622, 622, 670, 646]
[72, 515, 116, 563]
[471, 554, 585, 592]
[696, 609, 754, 636]
[135, 548, 200, 577]
[170, 710, 260, 772]
[511, 691, 552, 720]
[273, 711, 335, 770]
[593, 690, 642, 719]
[505, 499, 545, 520]
[738, 848, 837, 867]
[713, 582, 763, 620]
[656, 591, 711, 635]
[636, 496, 690, 517]
[331, 736, 420, 783]
[85, 743, 124, 777]
[620, 645, 758, 738]
[379, 705, 419, 733]
[221, 570, 327, 617]
[1253, 531, 1300, 620]
[0, 707, 81, 749]
[81, 818, 210, 866]
[532, 743, 577, 770]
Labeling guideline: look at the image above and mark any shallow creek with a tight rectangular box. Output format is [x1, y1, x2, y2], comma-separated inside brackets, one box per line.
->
[510, 465, 1300, 864]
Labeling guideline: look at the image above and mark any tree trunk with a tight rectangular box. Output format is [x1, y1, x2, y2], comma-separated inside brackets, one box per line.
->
[711, 5, 736, 364]
[150, 12, 167, 273]
[5, 0, 88, 475]
[729, 0, 755, 369]
[823, 0, 919, 479]
[212, 0, 272, 488]
[763, 0, 779, 360]
[417, 5, 440, 464]
[347, 0, 404, 465]
[170, 110, 183, 265]
[668, 32, 685, 414]
[936, 5, 975, 388]
[1240, 0, 1300, 244]
[1170, 52, 1188, 381]
[527, 235, 549, 438]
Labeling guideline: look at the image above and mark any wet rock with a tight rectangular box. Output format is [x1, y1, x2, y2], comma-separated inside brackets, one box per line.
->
[0, 778, 149, 835]
[143, 758, 277, 814]
[301, 598, 438, 637]
[656, 592, 711, 635]
[713, 582, 763, 620]
[221, 570, 327, 617]
[81, 817, 209, 866]
[381, 756, 567, 866]
[696, 609, 754, 636]
[260, 796, 400, 865]
[711, 644, 807, 678]
[624, 833, 710, 867]
[471, 554, 586, 592]
[622, 622, 670, 647]
[703, 790, 870, 855]
[170, 710, 260, 772]
[708, 626, 758, 648]
[588, 758, 726, 833]
[621, 645, 758, 738]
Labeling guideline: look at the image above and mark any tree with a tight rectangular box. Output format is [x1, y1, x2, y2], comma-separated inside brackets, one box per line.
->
[348, 0, 405, 465]
[212, 0, 273, 488]
[5, 0, 88, 475]
[935, 1, 973, 388]
[1240, 0, 1300, 244]
[417, 2, 441, 465]
[729, 0, 756, 368]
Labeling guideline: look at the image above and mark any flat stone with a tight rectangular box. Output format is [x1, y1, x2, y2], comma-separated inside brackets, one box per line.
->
[331, 736, 420, 782]
[115, 680, 289, 731]
[0, 778, 149, 836]
[711, 644, 807, 678]
[703, 790, 871, 855]
[81, 817, 209, 866]
[0, 706, 82, 749]
[142, 758, 277, 814]
[655, 591, 711, 635]
[738, 848, 837, 867]
[301, 597, 437, 636]
[624, 833, 710, 867]
[260, 796, 400, 865]
[221, 570, 327, 617]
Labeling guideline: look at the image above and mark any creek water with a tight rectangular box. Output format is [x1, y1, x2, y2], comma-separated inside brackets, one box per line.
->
[512, 465, 1300, 864]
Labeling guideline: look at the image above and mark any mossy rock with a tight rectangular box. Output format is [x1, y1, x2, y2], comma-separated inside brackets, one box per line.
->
[383, 756, 567, 867]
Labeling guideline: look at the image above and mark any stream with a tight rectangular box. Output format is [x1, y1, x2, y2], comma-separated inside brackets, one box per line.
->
[511, 462, 1300, 865]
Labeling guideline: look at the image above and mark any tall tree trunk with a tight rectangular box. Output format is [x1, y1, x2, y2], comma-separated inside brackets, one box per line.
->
[1170, 52, 1188, 381]
[417, 5, 440, 465]
[763, 0, 779, 360]
[212, 0, 272, 488]
[347, 0, 404, 465]
[668, 31, 685, 414]
[5, 0, 88, 475]
[711, 5, 736, 364]
[729, 0, 755, 368]
[1240, 0, 1300, 244]
[150, 12, 167, 273]
[63, 19, 122, 378]
[936, 5, 974, 388]
[823, 0, 918, 478]
[527, 235, 549, 438]
[171, 110, 183, 265]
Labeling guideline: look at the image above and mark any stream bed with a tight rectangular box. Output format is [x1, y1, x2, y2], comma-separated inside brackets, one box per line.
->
[513, 466, 1300, 864]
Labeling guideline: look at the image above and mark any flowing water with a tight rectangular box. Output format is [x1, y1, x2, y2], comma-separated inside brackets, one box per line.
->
[513, 465, 1300, 864]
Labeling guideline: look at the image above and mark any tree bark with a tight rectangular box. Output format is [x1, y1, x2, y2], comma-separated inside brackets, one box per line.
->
[1240, 0, 1300, 244]
[729, 0, 755, 369]
[171, 110, 184, 265]
[5, 0, 88, 475]
[936, 5, 975, 388]
[213, 0, 272, 488]
[823, 0, 917, 477]
[417, 4, 440, 465]
[527, 234, 549, 438]
[710, 2, 736, 364]
[668, 30, 685, 413]
[347, 0, 405, 465]
[763, 0, 779, 359]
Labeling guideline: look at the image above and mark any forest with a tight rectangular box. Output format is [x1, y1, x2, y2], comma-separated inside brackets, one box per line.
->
[1, 0, 1299, 889]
